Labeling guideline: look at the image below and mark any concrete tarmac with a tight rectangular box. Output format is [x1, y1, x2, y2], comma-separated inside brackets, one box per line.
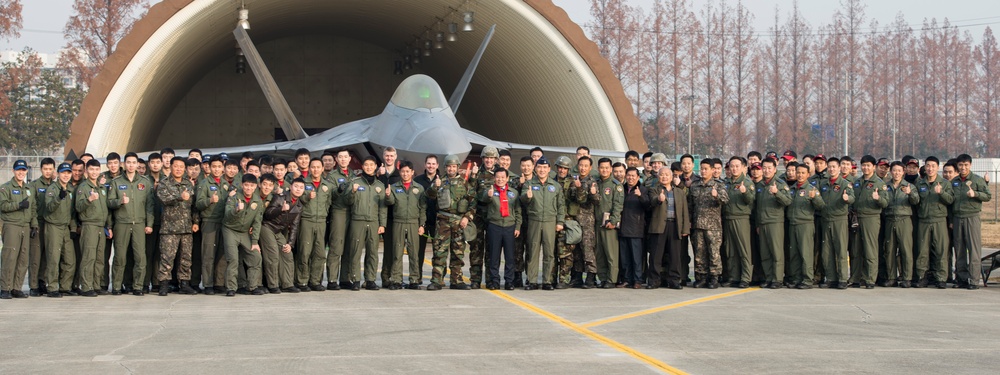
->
[1, 248, 1000, 374]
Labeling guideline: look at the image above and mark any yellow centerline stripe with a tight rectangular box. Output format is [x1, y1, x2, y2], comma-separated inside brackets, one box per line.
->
[421, 259, 684, 372]
[489, 290, 688, 374]
[581, 288, 761, 328]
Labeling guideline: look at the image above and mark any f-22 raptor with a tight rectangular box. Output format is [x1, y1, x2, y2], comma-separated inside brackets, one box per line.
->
[192, 25, 620, 171]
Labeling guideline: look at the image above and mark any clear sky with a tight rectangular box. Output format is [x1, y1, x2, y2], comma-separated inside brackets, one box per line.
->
[4, 0, 1000, 54]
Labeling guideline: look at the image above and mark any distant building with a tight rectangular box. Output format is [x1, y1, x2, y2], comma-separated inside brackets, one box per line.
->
[0, 49, 84, 89]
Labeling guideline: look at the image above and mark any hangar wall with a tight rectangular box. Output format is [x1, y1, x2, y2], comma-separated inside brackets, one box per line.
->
[156, 35, 415, 148]
[66, 0, 646, 157]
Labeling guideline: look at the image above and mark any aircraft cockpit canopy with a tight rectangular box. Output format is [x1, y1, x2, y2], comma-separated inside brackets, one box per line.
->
[390, 74, 450, 112]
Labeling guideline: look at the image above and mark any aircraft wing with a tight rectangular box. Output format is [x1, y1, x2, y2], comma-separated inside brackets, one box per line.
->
[462, 129, 624, 160]
[192, 140, 301, 157]
[168, 118, 373, 159]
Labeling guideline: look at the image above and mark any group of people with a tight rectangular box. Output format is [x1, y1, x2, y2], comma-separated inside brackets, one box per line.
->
[0, 144, 990, 298]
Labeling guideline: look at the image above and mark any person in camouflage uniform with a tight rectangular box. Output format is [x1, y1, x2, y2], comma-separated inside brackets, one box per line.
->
[571, 156, 600, 288]
[143, 153, 166, 293]
[688, 159, 729, 288]
[156, 157, 200, 296]
[553, 156, 578, 288]
[425, 155, 476, 290]
[467, 146, 498, 288]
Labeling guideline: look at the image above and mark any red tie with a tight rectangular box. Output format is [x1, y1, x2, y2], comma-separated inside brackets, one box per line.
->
[497, 185, 509, 218]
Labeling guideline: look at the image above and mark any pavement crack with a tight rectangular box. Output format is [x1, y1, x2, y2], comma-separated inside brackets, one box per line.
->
[119, 362, 134, 374]
[853, 305, 872, 324]
[106, 296, 185, 357]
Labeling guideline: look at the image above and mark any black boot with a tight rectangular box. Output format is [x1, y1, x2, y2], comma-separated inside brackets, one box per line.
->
[570, 271, 583, 288]
[583, 274, 597, 289]
[707, 276, 719, 289]
[178, 281, 197, 295]
[692, 274, 707, 288]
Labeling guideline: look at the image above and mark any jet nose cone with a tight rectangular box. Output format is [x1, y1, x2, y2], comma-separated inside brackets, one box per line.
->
[412, 127, 471, 156]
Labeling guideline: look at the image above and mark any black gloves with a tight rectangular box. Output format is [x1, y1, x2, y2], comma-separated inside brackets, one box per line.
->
[59, 189, 68, 200]
[18, 198, 29, 210]
[30, 228, 38, 239]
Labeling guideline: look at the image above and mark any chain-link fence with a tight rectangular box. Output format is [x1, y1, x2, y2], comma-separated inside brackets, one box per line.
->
[0, 151, 65, 183]
[971, 159, 1000, 223]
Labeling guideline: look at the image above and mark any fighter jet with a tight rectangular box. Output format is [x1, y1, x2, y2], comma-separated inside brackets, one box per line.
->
[186, 25, 621, 171]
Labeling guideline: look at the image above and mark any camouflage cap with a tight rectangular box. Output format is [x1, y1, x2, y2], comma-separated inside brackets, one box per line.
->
[555, 156, 572, 169]
[481, 146, 499, 158]
[563, 219, 582, 245]
[463, 221, 477, 242]
[650, 153, 668, 165]
[444, 154, 462, 166]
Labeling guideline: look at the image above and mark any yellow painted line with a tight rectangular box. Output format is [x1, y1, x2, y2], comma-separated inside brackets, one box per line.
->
[581, 288, 761, 328]
[420, 258, 686, 372]
[489, 290, 687, 374]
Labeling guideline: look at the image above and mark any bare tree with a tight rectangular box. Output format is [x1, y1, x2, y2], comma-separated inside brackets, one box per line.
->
[0, 0, 20, 39]
[728, 0, 755, 154]
[642, 0, 670, 151]
[784, 0, 812, 152]
[0, 0, 22, 121]
[59, 0, 149, 87]
[977, 27, 1000, 155]
[763, 6, 787, 151]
